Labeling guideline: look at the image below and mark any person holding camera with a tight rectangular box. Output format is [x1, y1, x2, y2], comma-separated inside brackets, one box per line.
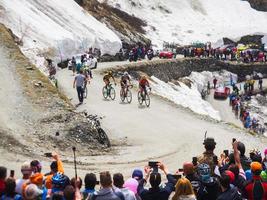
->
[137, 162, 175, 200]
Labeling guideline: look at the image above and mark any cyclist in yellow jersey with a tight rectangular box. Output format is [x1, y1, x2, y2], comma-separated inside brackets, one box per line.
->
[103, 71, 116, 89]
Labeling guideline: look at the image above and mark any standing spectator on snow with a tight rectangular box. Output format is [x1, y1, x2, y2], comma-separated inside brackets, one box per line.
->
[213, 78, 218, 89]
[198, 137, 217, 171]
[0, 167, 7, 196]
[113, 173, 136, 200]
[15, 162, 32, 194]
[137, 162, 175, 200]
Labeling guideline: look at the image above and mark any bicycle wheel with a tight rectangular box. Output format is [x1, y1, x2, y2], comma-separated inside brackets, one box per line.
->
[126, 89, 132, 104]
[120, 88, 125, 102]
[102, 86, 108, 99]
[137, 91, 143, 105]
[83, 86, 88, 98]
[109, 87, 116, 100]
[144, 93, 150, 107]
[98, 128, 111, 147]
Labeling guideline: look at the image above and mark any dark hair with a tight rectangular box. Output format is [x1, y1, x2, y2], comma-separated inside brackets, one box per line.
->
[229, 164, 239, 178]
[0, 166, 7, 179]
[219, 173, 230, 189]
[113, 173, 124, 188]
[50, 161, 58, 173]
[149, 172, 161, 188]
[253, 170, 262, 176]
[64, 185, 75, 200]
[237, 142, 246, 156]
[100, 171, 112, 188]
[250, 153, 262, 163]
[70, 177, 82, 189]
[30, 160, 41, 173]
[204, 144, 215, 151]
[52, 194, 64, 200]
[5, 178, 16, 197]
[84, 173, 97, 189]
[228, 153, 235, 165]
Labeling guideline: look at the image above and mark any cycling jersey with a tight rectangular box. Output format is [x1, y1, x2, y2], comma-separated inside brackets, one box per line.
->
[139, 79, 149, 87]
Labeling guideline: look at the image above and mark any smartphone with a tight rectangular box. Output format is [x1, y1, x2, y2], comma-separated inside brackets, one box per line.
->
[10, 170, 15, 178]
[192, 157, 198, 166]
[223, 150, 229, 157]
[148, 161, 159, 172]
[171, 174, 182, 181]
[232, 138, 236, 143]
[44, 152, 53, 157]
[178, 168, 184, 172]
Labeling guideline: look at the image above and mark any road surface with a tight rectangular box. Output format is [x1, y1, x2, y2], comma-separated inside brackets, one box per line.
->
[56, 60, 267, 174]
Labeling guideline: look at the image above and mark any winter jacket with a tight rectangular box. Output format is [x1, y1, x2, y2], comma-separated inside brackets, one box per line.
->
[92, 188, 124, 200]
[232, 174, 246, 195]
[185, 174, 201, 195]
[197, 177, 220, 200]
[216, 187, 242, 200]
[177, 194, 196, 200]
[0, 180, 5, 196]
[137, 174, 175, 200]
[244, 175, 267, 200]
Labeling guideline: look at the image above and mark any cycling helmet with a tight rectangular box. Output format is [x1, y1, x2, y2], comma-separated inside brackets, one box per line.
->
[52, 172, 69, 188]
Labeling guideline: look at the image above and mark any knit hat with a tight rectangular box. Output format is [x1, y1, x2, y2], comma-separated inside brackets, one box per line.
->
[25, 184, 43, 200]
[132, 169, 143, 181]
[251, 162, 262, 172]
[21, 162, 32, 176]
[123, 178, 138, 194]
[225, 170, 235, 183]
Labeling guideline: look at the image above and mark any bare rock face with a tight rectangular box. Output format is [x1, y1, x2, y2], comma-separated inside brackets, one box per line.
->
[247, 0, 267, 11]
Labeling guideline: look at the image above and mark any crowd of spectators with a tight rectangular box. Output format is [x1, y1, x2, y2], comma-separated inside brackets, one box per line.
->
[1, 138, 267, 200]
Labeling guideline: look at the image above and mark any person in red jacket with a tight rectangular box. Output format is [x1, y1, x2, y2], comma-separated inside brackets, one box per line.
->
[244, 162, 267, 199]
[213, 77, 218, 89]
[0, 167, 7, 196]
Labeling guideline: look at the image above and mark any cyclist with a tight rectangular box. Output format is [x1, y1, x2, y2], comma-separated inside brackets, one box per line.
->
[139, 75, 151, 99]
[103, 71, 116, 89]
[120, 72, 131, 97]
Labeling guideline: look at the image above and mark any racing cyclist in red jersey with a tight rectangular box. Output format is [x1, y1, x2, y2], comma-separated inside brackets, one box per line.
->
[139, 75, 151, 99]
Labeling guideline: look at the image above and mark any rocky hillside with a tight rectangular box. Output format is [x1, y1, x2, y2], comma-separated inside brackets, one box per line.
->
[0, 23, 110, 158]
[75, 0, 151, 47]
[247, 0, 267, 11]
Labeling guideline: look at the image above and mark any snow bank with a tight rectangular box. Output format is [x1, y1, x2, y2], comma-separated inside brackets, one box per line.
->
[150, 76, 221, 121]
[150, 70, 238, 121]
[102, 0, 267, 48]
[0, 0, 122, 66]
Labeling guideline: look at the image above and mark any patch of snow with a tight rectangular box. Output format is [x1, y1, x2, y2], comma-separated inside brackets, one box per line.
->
[102, 0, 267, 48]
[150, 76, 221, 120]
[0, 0, 122, 70]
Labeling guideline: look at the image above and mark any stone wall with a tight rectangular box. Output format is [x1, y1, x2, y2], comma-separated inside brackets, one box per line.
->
[114, 58, 267, 82]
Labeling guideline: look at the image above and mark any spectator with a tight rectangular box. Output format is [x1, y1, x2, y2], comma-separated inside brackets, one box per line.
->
[172, 177, 196, 200]
[131, 169, 143, 182]
[24, 184, 43, 200]
[83, 173, 97, 199]
[15, 162, 32, 195]
[51, 172, 70, 197]
[197, 163, 220, 200]
[213, 78, 218, 89]
[216, 173, 242, 200]
[0, 167, 7, 196]
[64, 185, 75, 200]
[237, 142, 251, 171]
[123, 178, 141, 200]
[137, 162, 175, 200]
[45, 152, 65, 189]
[183, 162, 201, 195]
[1, 178, 22, 200]
[244, 162, 267, 199]
[228, 164, 246, 194]
[93, 171, 124, 200]
[113, 173, 136, 200]
[198, 137, 217, 171]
